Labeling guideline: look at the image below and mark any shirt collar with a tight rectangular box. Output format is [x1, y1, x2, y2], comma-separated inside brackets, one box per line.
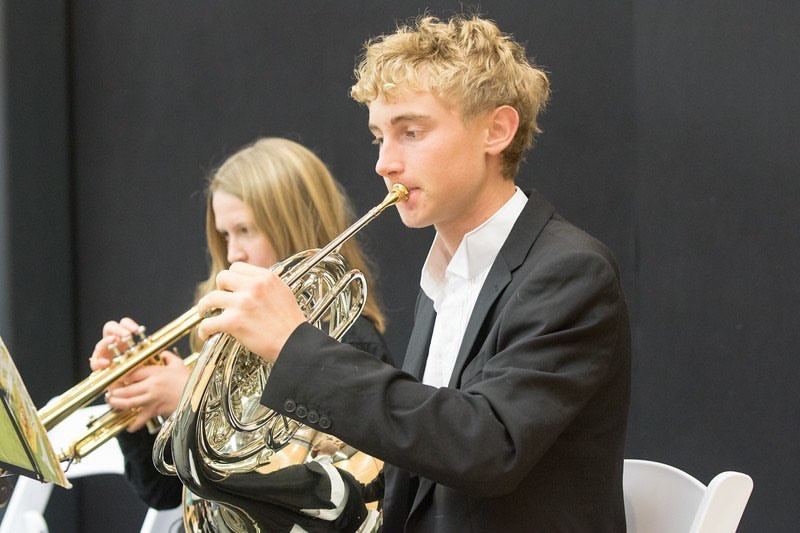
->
[421, 187, 527, 301]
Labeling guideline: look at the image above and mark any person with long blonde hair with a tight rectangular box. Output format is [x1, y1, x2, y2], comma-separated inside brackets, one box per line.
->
[89, 137, 390, 530]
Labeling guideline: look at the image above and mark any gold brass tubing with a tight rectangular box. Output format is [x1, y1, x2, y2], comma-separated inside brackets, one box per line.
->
[38, 306, 201, 431]
[57, 352, 200, 463]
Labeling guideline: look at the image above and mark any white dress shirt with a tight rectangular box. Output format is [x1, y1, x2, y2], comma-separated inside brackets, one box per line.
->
[420, 187, 528, 388]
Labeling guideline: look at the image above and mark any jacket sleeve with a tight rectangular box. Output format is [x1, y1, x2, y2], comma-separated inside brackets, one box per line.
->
[116, 428, 183, 509]
[261, 243, 628, 498]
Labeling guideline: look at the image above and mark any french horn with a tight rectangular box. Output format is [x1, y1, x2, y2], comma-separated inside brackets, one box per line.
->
[154, 184, 407, 533]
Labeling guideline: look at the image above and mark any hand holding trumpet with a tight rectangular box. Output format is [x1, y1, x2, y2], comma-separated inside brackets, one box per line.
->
[90, 317, 191, 431]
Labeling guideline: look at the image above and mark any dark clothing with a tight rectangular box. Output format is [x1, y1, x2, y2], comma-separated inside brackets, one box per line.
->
[117, 316, 392, 523]
[262, 190, 632, 532]
[117, 423, 182, 509]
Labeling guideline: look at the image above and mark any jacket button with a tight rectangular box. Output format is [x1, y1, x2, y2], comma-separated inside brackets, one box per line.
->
[306, 410, 319, 424]
[283, 399, 296, 413]
[296, 405, 308, 418]
[318, 415, 331, 429]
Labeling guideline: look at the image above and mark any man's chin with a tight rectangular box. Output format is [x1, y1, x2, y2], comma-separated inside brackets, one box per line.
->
[397, 211, 429, 229]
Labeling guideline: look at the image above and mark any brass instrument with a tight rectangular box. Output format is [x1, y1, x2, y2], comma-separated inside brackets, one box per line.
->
[36, 307, 201, 460]
[56, 352, 200, 464]
[154, 184, 408, 533]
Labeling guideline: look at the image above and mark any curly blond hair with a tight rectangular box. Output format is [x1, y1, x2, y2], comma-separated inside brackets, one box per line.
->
[351, 15, 550, 179]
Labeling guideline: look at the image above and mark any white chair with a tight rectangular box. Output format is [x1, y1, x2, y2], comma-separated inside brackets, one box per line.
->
[623, 458, 753, 533]
[0, 404, 182, 533]
[140, 505, 183, 533]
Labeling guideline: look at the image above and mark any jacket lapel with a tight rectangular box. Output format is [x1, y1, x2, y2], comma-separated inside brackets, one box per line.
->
[410, 190, 555, 516]
[402, 292, 435, 379]
[407, 191, 556, 521]
[445, 189, 555, 388]
[447, 262, 511, 388]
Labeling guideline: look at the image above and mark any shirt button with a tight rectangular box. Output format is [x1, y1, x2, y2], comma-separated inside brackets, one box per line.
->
[295, 405, 308, 419]
[283, 399, 296, 413]
[307, 410, 320, 424]
[319, 416, 331, 429]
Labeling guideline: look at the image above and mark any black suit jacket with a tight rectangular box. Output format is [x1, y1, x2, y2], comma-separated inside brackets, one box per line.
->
[264, 190, 631, 532]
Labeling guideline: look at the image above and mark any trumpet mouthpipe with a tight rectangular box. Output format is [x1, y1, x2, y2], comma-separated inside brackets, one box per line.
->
[58, 408, 138, 463]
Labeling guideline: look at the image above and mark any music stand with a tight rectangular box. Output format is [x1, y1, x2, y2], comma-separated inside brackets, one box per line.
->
[0, 336, 69, 492]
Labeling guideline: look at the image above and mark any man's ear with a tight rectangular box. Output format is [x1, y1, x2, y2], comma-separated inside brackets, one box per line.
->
[485, 105, 520, 155]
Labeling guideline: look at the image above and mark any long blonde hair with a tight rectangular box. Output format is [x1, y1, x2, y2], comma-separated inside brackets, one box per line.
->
[191, 137, 385, 349]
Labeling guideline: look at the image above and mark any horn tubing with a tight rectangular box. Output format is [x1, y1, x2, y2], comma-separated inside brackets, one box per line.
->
[284, 183, 408, 287]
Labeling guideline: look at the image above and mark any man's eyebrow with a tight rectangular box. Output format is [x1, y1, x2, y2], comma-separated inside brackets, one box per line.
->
[369, 113, 431, 132]
[390, 113, 430, 124]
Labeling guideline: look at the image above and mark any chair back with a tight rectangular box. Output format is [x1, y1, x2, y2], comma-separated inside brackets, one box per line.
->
[623, 459, 753, 533]
[140, 505, 183, 533]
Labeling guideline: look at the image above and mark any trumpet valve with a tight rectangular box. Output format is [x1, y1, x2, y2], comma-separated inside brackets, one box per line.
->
[110, 325, 149, 364]
[134, 325, 147, 343]
[109, 342, 122, 361]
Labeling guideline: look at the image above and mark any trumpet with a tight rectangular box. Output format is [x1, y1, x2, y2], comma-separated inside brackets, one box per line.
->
[56, 351, 200, 464]
[37, 306, 202, 461]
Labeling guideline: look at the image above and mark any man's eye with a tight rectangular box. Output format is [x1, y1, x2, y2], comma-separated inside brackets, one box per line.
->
[371, 137, 383, 146]
[405, 130, 419, 139]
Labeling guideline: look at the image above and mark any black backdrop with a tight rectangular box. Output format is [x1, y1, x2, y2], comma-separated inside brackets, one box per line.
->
[1, 1, 798, 531]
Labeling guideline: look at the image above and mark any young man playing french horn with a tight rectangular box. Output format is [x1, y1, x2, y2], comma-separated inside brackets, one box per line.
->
[199, 14, 631, 532]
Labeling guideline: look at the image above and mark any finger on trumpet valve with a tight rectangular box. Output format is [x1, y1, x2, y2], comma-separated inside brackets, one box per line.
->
[109, 341, 124, 364]
[121, 334, 133, 350]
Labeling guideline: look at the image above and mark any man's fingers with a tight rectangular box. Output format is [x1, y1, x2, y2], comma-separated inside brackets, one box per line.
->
[215, 268, 250, 292]
[229, 261, 269, 274]
[197, 314, 226, 341]
[197, 289, 238, 317]
[217, 262, 280, 291]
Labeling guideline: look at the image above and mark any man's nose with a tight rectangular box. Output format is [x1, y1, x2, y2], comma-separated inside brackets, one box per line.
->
[375, 141, 403, 179]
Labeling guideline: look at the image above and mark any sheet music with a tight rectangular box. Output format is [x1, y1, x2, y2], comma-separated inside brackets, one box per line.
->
[0, 336, 69, 488]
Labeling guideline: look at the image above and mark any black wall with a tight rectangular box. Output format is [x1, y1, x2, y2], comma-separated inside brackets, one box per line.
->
[1, 1, 798, 531]
[629, 3, 800, 531]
